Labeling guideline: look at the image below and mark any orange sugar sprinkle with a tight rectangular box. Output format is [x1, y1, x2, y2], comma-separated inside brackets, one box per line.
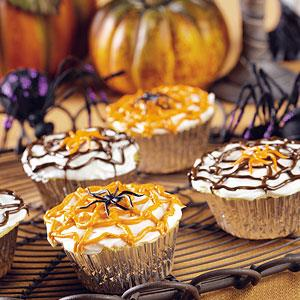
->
[60, 129, 107, 155]
[234, 144, 288, 173]
[44, 182, 184, 253]
[107, 85, 213, 137]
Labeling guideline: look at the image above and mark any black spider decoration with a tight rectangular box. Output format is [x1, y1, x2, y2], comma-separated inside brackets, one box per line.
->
[136, 92, 172, 109]
[0, 56, 124, 153]
[215, 64, 300, 143]
[80, 187, 143, 216]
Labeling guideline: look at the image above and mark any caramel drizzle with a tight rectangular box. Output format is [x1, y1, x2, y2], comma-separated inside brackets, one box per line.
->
[107, 85, 212, 137]
[189, 139, 300, 193]
[0, 190, 27, 227]
[233, 144, 288, 174]
[26, 128, 135, 177]
[44, 182, 184, 253]
[60, 129, 109, 155]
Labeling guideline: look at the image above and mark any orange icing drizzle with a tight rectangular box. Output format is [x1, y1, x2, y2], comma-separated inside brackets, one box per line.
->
[44, 182, 184, 253]
[60, 129, 107, 155]
[107, 85, 213, 137]
[234, 144, 288, 173]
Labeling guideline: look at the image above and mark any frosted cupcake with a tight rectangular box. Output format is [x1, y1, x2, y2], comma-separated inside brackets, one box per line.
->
[44, 181, 184, 293]
[22, 128, 139, 208]
[189, 139, 300, 239]
[0, 190, 27, 278]
[107, 85, 214, 174]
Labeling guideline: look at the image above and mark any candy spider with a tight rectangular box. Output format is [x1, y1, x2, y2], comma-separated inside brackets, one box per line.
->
[80, 187, 143, 216]
[136, 92, 173, 109]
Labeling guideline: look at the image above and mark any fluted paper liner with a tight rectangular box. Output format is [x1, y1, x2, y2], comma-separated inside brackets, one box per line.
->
[64, 225, 178, 294]
[136, 122, 210, 174]
[205, 192, 300, 240]
[33, 170, 137, 208]
[0, 227, 18, 278]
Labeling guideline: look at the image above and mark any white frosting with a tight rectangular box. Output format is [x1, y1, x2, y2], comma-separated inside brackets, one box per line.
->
[22, 129, 139, 182]
[191, 139, 300, 200]
[0, 193, 27, 237]
[110, 93, 215, 135]
[45, 190, 183, 255]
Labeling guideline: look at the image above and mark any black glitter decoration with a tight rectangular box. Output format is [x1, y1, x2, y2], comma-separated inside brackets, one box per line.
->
[215, 64, 300, 143]
[0, 56, 124, 153]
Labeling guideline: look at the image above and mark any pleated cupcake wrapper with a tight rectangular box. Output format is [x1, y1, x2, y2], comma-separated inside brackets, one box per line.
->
[206, 192, 300, 240]
[33, 170, 138, 208]
[0, 227, 18, 278]
[136, 121, 210, 174]
[64, 225, 179, 294]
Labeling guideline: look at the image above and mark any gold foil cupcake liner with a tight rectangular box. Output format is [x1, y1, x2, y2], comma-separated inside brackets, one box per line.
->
[64, 225, 178, 294]
[33, 170, 138, 208]
[136, 121, 210, 174]
[206, 192, 300, 240]
[0, 227, 18, 278]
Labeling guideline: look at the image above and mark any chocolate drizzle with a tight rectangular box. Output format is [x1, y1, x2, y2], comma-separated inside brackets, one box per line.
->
[25, 128, 136, 178]
[189, 139, 300, 194]
[0, 190, 27, 227]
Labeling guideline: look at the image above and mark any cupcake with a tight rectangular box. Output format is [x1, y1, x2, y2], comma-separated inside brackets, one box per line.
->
[22, 128, 139, 208]
[107, 85, 214, 174]
[189, 139, 300, 239]
[0, 190, 27, 278]
[44, 181, 184, 293]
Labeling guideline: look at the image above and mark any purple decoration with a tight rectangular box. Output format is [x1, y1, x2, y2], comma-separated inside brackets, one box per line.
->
[281, 111, 294, 125]
[29, 69, 38, 79]
[3, 116, 13, 130]
[38, 76, 48, 97]
[20, 76, 31, 90]
[99, 91, 109, 104]
[8, 74, 18, 83]
[23, 91, 29, 98]
[83, 63, 95, 73]
[87, 87, 97, 103]
[243, 130, 251, 140]
[263, 123, 274, 138]
[1, 82, 13, 98]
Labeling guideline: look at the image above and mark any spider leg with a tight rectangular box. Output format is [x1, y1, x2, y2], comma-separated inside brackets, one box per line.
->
[80, 200, 103, 209]
[110, 197, 130, 210]
[113, 202, 129, 211]
[121, 194, 134, 207]
[118, 191, 143, 198]
[92, 189, 109, 196]
[113, 187, 119, 197]
[104, 201, 110, 216]
[87, 188, 107, 200]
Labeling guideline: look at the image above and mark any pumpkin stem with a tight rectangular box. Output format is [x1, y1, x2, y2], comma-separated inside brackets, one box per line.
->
[7, 0, 61, 15]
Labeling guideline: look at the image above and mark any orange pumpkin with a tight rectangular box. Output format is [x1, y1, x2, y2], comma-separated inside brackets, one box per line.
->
[0, 0, 96, 75]
[90, 0, 229, 94]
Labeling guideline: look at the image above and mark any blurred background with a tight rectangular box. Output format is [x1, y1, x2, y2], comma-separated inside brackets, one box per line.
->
[0, 0, 299, 149]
